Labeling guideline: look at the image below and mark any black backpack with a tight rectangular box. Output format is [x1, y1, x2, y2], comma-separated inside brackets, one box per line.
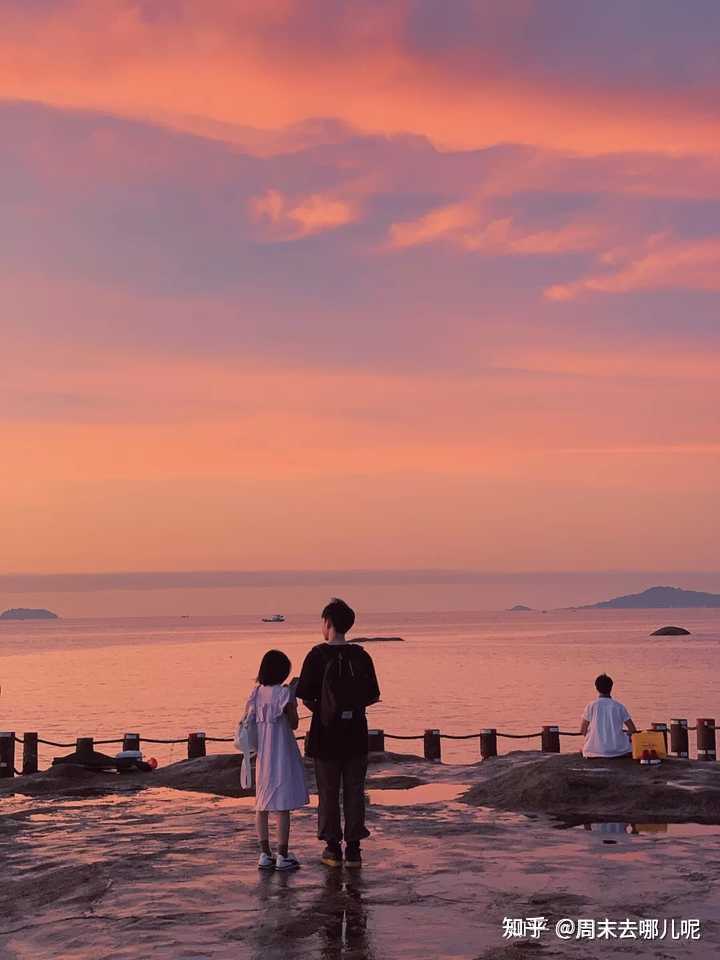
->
[319, 647, 372, 727]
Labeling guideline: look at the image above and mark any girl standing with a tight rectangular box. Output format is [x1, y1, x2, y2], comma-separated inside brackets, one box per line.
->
[243, 649, 309, 870]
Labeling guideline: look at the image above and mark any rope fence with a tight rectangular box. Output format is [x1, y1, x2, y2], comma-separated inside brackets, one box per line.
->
[0, 716, 714, 777]
[382, 733, 425, 741]
[496, 732, 541, 740]
[138, 737, 189, 745]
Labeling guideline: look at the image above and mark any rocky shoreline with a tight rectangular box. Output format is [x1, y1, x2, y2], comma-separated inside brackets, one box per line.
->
[4, 749, 720, 823]
[3, 751, 720, 958]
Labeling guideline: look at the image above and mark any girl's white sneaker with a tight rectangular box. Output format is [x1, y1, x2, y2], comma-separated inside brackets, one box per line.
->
[275, 852, 300, 871]
[258, 852, 275, 870]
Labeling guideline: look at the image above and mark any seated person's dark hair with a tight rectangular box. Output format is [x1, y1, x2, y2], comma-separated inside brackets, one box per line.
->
[322, 597, 355, 634]
[595, 673, 613, 695]
[257, 649, 291, 685]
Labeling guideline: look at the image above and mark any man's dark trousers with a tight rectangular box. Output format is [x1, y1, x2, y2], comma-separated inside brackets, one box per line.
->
[314, 754, 370, 843]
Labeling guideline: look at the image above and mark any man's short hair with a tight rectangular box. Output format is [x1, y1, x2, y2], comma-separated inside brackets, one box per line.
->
[322, 597, 355, 634]
[595, 673, 613, 695]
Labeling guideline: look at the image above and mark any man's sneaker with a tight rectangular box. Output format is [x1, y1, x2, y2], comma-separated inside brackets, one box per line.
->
[344, 843, 362, 868]
[258, 852, 275, 870]
[275, 852, 301, 871]
[321, 844, 343, 867]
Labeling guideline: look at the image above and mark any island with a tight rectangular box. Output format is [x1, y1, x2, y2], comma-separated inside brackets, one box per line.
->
[577, 585, 720, 609]
[508, 604, 532, 612]
[0, 608, 59, 621]
[352, 636, 405, 643]
[651, 625, 691, 636]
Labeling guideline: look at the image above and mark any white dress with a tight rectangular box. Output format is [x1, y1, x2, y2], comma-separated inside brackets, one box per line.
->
[244, 684, 309, 812]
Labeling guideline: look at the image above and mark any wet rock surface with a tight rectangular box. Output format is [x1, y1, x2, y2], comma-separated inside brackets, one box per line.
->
[2, 753, 720, 957]
[462, 752, 720, 822]
[7, 750, 720, 824]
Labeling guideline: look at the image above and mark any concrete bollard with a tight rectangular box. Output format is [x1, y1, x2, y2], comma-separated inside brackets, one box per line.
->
[541, 725, 560, 753]
[480, 728, 497, 760]
[670, 719, 689, 758]
[424, 729, 441, 762]
[367, 729, 385, 753]
[22, 732, 38, 775]
[188, 732, 206, 759]
[696, 719, 716, 761]
[0, 732, 16, 778]
[123, 733, 141, 752]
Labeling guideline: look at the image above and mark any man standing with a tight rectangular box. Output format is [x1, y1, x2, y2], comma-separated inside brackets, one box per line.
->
[296, 598, 380, 867]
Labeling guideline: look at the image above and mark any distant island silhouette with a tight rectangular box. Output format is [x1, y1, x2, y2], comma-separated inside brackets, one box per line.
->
[578, 586, 720, 610]
[352, 636, 405, 643]
[509, 604, 533, 612]
[0, 607, 59, 620]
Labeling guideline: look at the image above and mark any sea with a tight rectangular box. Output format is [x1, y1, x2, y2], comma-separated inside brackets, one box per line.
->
[1, 609, 719, 768]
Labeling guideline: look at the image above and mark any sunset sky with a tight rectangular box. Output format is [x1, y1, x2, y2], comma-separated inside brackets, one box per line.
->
[2, 1, 719, 613]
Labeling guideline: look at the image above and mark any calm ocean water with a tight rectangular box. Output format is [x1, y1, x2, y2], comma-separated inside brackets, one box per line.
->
[2, 609, 719, 767]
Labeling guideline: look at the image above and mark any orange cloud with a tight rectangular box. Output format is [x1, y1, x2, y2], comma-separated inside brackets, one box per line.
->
[250, 188, 357, 238]
[1, 1, 719, 157]
[545, 235, 720, 300]
[389, 202, 608, 255]
[388, 203, 476, 248]
[2, 4, 720, 580]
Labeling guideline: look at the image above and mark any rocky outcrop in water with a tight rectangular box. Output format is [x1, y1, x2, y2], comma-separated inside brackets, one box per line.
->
[352, 636, 404, 643]
[0, 608, 59, 620]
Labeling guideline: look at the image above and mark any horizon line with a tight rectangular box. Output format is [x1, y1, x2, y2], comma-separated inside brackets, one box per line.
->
[1, 568, 719, 594]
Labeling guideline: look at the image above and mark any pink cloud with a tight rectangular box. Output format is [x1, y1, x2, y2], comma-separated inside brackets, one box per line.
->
[545, 235, 720, 300]
[388, 203, 476, 248]
[249, 187, 358, 238]
[388, 202, 609, 255]
[2, 1, 720, 156]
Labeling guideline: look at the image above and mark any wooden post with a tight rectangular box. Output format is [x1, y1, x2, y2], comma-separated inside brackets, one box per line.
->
[22, 732, 38, 775]
[696, 718, 716, 761]
[651, 722, 668, 753]
[670, 719, 689, 758]
[76, 737, 94, 760]
[367, 729, 385, 753]
[480, 728, 497, 760]
[424, 729, 441, 762]
[0, 732, 15, 778]
[123, 733, 140, 752]
[541, 725, 560, 753]
[188, 732, 206, 759]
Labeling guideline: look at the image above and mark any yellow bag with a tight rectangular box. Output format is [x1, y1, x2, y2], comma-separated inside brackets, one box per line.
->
[631, 730, 667, 760]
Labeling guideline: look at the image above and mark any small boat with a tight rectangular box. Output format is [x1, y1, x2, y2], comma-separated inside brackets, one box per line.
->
[262, 614, 286, 623]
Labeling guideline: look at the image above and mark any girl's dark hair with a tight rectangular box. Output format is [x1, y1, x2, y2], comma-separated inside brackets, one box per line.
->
[257, 649, 292, 686]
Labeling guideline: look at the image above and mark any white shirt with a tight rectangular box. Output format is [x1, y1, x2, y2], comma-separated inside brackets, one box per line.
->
[582, 696, 631, 758]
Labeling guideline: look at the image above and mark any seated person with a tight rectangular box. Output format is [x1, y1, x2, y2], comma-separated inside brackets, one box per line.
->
[580, 673, 637, 758]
